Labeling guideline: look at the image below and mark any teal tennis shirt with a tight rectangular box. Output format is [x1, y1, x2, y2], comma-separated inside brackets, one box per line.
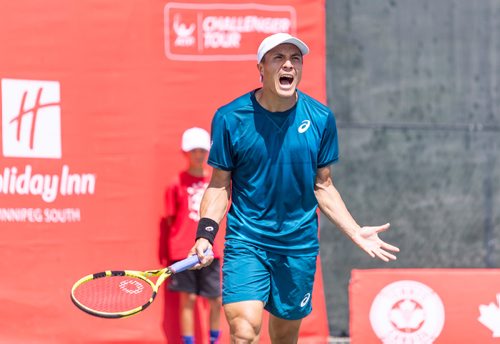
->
[208, 89, 339, 255]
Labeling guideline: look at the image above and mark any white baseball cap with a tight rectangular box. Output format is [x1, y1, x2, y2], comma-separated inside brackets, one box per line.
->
[257, 33, 309, 63]
[181, 127, 210, 152]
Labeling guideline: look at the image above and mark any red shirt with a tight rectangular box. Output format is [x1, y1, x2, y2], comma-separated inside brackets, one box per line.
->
[165, 171, 221, 261]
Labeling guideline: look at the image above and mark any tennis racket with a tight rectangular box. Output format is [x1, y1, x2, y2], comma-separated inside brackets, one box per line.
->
[70, 249, 212, 318]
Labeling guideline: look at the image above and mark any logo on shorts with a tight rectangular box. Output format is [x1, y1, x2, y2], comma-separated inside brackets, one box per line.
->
[369, 280, 445, 343]
[298, 120, 310, 133]
[300, 293, 311, 307]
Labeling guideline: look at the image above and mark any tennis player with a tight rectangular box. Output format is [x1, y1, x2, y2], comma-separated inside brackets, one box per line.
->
[190, 33, 400, 343]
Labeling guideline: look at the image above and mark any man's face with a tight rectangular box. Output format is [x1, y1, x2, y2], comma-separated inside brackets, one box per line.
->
[258, 43, 303, 98]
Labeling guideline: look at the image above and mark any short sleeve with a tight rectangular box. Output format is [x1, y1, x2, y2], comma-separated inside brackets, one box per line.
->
[164, 182, 178, 217]
[208, 110, 234, 171]
[317, 111, 339, 168]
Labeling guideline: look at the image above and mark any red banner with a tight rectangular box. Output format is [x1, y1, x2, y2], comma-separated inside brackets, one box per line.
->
[350, 269, 500, 343]
[0, 0, 328, 342]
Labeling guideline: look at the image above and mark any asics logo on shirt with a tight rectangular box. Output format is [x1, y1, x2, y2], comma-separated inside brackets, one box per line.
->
[300, 293, 311, 307]
[298, 120, 311, 133]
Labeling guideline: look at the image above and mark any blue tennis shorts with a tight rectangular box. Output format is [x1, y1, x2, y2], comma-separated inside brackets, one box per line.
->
[222, 239, 317, 320]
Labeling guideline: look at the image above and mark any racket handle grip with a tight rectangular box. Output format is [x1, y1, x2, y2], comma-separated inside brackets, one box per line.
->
[169, 248, 213, 274]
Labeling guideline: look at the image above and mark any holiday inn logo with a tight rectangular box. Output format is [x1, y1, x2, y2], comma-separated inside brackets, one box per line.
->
[0, 78, 97, 222]
[2, 78, 62, 159]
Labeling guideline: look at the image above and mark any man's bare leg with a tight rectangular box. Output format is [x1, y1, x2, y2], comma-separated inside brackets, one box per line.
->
[224, 300, 264, 343]
[268, 313, 302, 344]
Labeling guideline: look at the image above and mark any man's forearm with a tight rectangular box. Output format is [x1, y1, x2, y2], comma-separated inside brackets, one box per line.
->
[200, 184, 230, 224]
[315, 184, 360, 239]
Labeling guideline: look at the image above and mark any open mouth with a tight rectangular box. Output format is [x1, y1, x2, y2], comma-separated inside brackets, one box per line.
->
[279, 74, 294, 86]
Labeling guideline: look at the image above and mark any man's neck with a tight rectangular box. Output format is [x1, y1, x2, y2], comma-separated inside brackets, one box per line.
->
[255, 88, 297, 112]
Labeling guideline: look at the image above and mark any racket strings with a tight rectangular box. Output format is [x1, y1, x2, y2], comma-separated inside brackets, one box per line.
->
[73, 275, 153, 313]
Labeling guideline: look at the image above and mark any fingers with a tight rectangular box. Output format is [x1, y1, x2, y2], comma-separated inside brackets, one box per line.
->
[369, 247, 398, 262]
[191, 238, 213, 269]
[359, 223, 399, 262]
[370, 249, 392, 262]
[378, 248, 397, 261]
[373, 251, 389, 262]
[360, 223, 390, 236]
[361, 240, 398, 262]
[381, 241, 400, 252]
[194, 257, 214, 269]
[376, 223, 390, 233]
[198, 249, 214, 266]
[365, 248, 376, 259]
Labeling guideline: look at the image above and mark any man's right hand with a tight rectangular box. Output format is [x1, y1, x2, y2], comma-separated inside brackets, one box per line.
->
[189, 238, 214, 269]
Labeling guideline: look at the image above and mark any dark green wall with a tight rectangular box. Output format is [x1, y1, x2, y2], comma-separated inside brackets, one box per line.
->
[321, 0, 500, 336]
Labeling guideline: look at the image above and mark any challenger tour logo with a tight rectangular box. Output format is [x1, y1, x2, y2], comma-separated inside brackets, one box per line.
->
[1, 78, 97, 223]
[164, 2, 296, 61]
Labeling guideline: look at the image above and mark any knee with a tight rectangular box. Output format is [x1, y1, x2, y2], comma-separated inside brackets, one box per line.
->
[180, 293, 197, 307]
[269, 318, 301, 344]
[209, 296, 222, 308]
[228, 316, 261, 343]
[224, 301, 263, 343]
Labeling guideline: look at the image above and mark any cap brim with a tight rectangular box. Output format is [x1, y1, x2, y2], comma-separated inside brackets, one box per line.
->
[281, 37, 309, 56]
[257, 35, 310, 63]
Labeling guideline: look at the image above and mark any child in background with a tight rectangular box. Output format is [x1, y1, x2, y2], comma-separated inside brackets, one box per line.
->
[162, 127, 222, 344]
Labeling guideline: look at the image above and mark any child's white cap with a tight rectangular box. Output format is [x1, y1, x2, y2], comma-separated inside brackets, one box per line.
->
[182, 127, 210, 152]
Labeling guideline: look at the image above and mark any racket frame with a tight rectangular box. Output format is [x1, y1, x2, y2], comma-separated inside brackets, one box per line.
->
[70, 249, 211, 318]
[70, 267, 171, 318]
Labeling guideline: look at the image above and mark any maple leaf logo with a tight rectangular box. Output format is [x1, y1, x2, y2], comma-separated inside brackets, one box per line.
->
[478, 293, 500, 337]
[389, 299, 425, 332]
